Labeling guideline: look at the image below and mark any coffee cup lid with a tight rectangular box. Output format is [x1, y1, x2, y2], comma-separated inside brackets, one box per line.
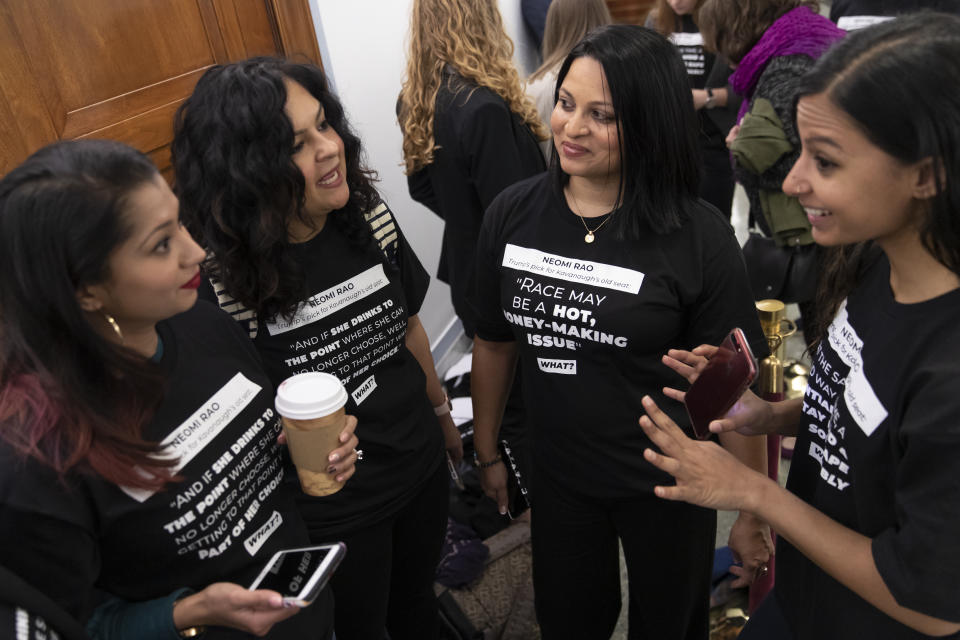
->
[275, 372, 348, 420]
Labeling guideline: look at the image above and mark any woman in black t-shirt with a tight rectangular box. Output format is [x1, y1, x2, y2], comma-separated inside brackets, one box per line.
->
[470, 25, 770, 640]
[641, 14, 960, 639]
[172, 58, 459, 640]
[0, 140, 357, 639]
[646, 0, 741, 218]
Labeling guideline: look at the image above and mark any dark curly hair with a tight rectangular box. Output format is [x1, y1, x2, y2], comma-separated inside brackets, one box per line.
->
[172, 57, 379, 321]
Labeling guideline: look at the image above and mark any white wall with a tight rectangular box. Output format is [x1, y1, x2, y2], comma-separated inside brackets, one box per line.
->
[309, 0, 537, 345]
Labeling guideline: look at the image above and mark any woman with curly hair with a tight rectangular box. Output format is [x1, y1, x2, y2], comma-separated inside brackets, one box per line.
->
[172, 58, 459, 640]
[399, 0, 547, 340]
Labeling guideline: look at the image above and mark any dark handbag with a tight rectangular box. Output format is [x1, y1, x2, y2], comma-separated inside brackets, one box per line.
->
[741, 232, 818, 303]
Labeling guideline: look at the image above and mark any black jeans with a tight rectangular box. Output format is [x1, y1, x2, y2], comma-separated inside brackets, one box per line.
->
[329, 460, 448, 640]
[739, 591, 795, 640]
[531, 470, 715, 640]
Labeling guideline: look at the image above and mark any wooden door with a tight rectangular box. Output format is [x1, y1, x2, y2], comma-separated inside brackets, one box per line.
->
[606, 0, 657, 24]
[0, 0, 322, 178]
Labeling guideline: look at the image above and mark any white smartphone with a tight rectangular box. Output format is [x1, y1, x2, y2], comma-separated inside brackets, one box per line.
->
[248, 543, 347, 607]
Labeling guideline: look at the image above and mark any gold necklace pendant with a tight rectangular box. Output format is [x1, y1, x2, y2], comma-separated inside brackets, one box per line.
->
[568, 186, 614, 244]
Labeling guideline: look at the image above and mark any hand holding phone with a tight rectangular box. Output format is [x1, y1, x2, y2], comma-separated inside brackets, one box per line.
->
[248, 543, 346, 607]
[683, 328, 757, 439]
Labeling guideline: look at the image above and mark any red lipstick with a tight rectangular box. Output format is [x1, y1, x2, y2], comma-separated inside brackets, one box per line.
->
[181, 272, 202, 289]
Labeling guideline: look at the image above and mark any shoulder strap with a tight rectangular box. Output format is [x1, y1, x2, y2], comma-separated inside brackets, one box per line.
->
[208, 275, 259, 340]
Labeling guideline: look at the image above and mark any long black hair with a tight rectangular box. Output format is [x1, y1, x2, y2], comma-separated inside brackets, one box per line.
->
[797, 13, 960, 340]
[172, 57, 380, 321]
[552, 24, 701, 239]
[0, 140, 171, 489]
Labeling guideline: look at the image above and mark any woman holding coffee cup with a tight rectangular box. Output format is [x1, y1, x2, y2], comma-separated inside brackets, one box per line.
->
[172, 58, 458, 640]
[470, 25, 772, 639]
[0, 139, 357, 639]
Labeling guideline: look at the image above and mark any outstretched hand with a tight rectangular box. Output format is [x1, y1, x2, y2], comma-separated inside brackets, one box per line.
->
[661, 346, 774, 437]
[639, 395, 767, 512]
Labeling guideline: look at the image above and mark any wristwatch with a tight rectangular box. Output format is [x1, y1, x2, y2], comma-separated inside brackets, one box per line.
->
[704, 87, 716, 109]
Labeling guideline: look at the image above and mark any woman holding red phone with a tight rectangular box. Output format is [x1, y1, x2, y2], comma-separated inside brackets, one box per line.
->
[642, 14, 960, 639]
[471, 25, 772, 640]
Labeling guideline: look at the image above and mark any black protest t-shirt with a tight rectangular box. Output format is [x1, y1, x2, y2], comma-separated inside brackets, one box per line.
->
[249, 210, 442, 536]
[0, 607, 61, 640]
[670, 15, 713, 89]
[471, 173, 766, 498]
[670, 15, 724, 148]
[0, 302, 330, 639]
[776, 254, 960, 639]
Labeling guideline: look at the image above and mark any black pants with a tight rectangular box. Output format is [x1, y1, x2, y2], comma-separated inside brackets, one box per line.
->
[700, 147, 736, 220]
[739, 591, 795, 640]
[531, 471, 715, 640]
[329, 460, 448, 640]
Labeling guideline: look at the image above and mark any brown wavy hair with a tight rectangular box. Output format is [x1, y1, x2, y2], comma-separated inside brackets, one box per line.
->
[529, 0, 611, 83]
[647, 0, 704, 36]
[699, 0, 820, 63]
[399, 0, 548, 174]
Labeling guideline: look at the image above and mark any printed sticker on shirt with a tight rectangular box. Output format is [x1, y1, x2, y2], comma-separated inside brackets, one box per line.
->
[266, 264, 389, 336]
[351, 374, 378, 405]
[670, 32, 704, 47]
[121, 373, 262, 502]
[827, 302, 888, 436]
[502, 244, 644, 294]
[244, 510, 283, 556]
[537, 358, 577, 375]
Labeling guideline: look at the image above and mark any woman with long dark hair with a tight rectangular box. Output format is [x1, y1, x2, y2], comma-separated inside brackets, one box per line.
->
[470, 25, 771, 639]
[642, 13, 960, 639]
[172, 58, 457, 640]
[0, 139, 357, 639]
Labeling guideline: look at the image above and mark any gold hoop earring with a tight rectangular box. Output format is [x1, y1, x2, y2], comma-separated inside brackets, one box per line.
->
[102, 312, 124, 343]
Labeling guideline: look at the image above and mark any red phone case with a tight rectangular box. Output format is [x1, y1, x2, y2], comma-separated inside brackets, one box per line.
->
[683, 328, 757, 439]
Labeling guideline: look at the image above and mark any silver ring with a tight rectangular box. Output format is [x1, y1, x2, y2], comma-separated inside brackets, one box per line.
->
[354, 448, 363, 461]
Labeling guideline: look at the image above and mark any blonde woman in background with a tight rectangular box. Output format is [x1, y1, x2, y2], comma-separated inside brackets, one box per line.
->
[400, 0, 547, 341]
[399, 0, 547, 487]
[525, 0, 612, 159]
